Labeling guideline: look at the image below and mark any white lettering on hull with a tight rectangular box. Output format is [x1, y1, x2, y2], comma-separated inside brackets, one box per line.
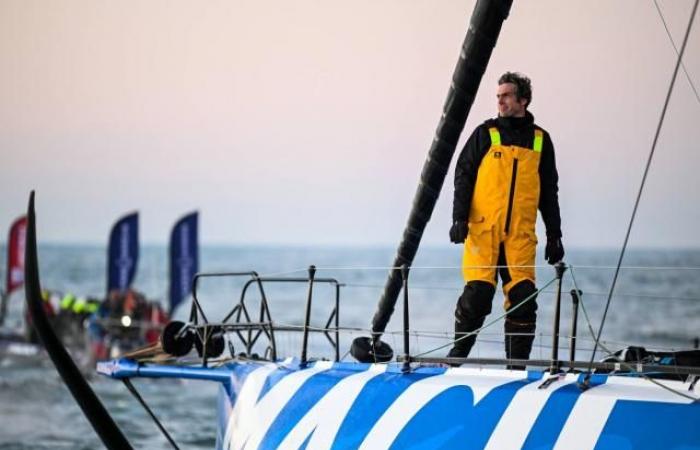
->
[553, 378, 692, 450]
[485, 378, 575, 449]
[358, 368, 516, 449]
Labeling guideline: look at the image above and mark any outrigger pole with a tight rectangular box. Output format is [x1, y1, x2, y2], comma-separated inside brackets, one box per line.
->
[23, 192, 134, 450]
[352, 0, 514, 362]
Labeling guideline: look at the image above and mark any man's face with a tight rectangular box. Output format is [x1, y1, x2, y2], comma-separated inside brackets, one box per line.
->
[497, 82, 527, 118]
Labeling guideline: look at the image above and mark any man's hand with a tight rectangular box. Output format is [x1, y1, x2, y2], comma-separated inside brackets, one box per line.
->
[545, 237, 564, 264]
[449, 221, 468, 244]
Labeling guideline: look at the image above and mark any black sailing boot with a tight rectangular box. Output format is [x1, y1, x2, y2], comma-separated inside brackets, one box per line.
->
[448, 281, 495, 361]
[504, 318, 536, 370]
[447, 316, 478, 358]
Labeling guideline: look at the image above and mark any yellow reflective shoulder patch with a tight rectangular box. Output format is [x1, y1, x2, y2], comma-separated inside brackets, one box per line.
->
[533, 129, 543, 153]
[489, 127, 501, 146]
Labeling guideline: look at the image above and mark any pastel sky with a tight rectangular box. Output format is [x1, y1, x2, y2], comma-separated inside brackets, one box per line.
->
[1, 0, 699, 248]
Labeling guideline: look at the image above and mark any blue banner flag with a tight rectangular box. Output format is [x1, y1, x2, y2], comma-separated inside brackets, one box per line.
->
[169, 211, 198, 314]
[106, 212, 139, 295]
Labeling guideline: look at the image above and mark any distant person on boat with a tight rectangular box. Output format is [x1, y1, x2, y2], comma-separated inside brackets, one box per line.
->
[88, 288, 169, 361]
[53, 292, 98, 347]
[448, 72, 564, 367]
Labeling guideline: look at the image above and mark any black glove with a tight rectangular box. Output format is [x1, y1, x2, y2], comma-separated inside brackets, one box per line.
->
[449, 221, 468, 244]
[545, 237, 564, 265]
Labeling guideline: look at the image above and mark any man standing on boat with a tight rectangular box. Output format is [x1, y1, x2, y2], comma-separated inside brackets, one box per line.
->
[448, 72, 564, 366]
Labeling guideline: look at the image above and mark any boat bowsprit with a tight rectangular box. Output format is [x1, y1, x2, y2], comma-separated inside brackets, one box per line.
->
[87, 210, 198, 363]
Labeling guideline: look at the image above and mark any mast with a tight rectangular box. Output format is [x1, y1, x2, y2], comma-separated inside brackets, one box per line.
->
[362, 0, 514, 354]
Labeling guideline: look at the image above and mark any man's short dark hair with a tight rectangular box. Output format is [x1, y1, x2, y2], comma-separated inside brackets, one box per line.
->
[498, 72, 532, 108]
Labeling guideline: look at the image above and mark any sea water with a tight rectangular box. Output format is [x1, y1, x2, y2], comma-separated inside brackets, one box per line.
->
[1, 244, 699, 449]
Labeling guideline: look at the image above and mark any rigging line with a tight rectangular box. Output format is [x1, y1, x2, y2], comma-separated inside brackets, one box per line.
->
[654, 0, 700, 105]
[583, 0, 700, 382]
[557, 289, 700, 302]
[398, 286, 696, 405]
[592, 336, 699, 402]
[342, 283, 471, 291]
[561, 265, 700, 271]
[314, 264, 700, 271]
[412, 276, 558, 358]
[391, 330, 646, 350]
[397, 327, 685, 352]
[569, 266, 697, 369]
[273, 324, 501, 338]
[253, 264, 700, 275]
[570, 266, 620, 347]
[122, 379, 180, 450]
[312, 264, 545, 271]
[569, 267, 683, 359]
[342, 281, 700, 302]
[258, 267, 309, 277]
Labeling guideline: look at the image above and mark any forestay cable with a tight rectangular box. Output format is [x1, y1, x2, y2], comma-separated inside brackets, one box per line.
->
[653, 0, 700, 105]
[583, 0, 700, 384]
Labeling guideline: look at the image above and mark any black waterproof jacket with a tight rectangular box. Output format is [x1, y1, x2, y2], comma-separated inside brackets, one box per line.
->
[452, 111, 562, 239]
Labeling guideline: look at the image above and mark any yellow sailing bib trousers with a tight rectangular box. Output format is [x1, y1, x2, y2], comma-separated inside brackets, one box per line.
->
[462, 126, 543, 301]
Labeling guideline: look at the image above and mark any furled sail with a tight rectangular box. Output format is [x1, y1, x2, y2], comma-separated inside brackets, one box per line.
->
[366, 0, 514, 353]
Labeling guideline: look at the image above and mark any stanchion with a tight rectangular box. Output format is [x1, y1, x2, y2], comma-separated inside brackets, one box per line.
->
[301, 265, 316, 366]
[549, 262, 567, 374]
[569, 289, 582, 370]
[401, 264, 410, 372]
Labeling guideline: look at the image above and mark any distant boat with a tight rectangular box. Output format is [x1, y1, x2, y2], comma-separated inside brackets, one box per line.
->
[87, 211, 198, 361]
[2, 210, 198, 364]
[0, 215, 90, 361]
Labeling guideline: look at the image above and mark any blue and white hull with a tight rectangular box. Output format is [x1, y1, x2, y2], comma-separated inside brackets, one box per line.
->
[210, 360, 700, 450]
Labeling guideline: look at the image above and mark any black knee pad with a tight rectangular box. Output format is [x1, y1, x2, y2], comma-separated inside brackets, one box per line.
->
[456, 280, 496, 321]
[506, 280, 538, 322]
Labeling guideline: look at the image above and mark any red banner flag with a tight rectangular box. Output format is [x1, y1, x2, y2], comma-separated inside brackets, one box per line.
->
[6, 215, 27, 294]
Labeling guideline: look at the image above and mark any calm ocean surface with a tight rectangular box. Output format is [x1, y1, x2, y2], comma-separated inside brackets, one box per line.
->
[1, 244, 699, 449]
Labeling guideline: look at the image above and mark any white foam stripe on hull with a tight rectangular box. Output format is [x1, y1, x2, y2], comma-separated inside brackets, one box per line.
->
[223, 363, 277, 450]
[240, 361, 334, 450]
[278, 364, 388, 449]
